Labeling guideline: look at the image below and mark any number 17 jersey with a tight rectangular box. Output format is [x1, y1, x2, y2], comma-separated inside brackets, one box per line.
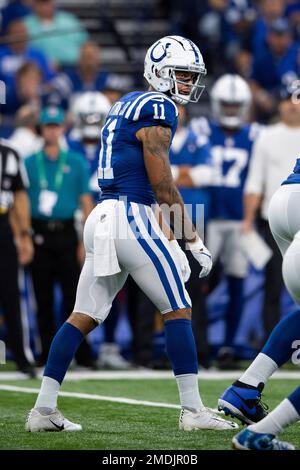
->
[98, 91, 178, 206]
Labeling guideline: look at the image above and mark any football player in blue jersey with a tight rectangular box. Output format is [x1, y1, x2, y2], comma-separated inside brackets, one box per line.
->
[26, 36, 238, 432]
[218, 86, 300, 450]
[191, 74, 261, 369]
[67, 91, 111, 201]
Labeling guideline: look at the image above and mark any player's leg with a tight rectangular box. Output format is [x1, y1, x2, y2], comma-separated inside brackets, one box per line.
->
[232, 386, 300, 450]
[26, 206, 128, 432]
[218, 221, 248, 368]
[120, 202, 238, 430]
[218, 185, 300, 423]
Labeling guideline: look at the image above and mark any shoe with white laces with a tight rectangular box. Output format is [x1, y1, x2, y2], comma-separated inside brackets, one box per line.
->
[179, 407, 239, 431]
[25, 408, 82, 432]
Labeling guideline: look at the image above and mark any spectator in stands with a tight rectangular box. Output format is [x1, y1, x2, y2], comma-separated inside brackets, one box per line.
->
[0, 139, 35, 377]
[102, 73, 133, 105]
[8, 103, 43, 158]
[13, 61, 42, 113]
[56, 42, 108, 108]
[24, 0, 88, 66]
[0, 0, 32, 33]
[243, 82, 300, 343]
[285, 2, 300, 42]
[0, 18, 54, 110]
[250, 18, 299, 121]
[250, 0, 286, 57]
[25, 106, 95, 367]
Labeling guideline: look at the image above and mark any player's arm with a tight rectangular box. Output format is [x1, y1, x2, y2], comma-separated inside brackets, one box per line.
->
[11, 190, 34, 265]
[243, 193, 263, 234]
[137, 125, 197, 242]
[137, 125, 212, 278]
[242, 130, 266, 233]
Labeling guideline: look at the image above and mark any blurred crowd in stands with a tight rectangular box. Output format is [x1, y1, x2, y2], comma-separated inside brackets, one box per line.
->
[1, 0, 300, 376]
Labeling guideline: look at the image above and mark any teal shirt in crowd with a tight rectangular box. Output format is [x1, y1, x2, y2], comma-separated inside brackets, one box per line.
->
[24, 11, 88, 65]
[25, 149, 90, 220]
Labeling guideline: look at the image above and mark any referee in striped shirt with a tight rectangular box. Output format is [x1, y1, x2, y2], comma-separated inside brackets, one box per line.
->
[0, 139, 36, 377]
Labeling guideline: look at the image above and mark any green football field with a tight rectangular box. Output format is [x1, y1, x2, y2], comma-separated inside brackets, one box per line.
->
[0, 377, 299, 450]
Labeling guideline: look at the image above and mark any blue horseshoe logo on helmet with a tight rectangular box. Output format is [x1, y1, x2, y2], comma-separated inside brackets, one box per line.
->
[150, 41, 171, 63]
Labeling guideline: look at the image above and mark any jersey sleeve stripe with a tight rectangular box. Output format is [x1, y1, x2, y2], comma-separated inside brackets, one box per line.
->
[124, 92, 159, 120]
[157, 94, 179, 116]
[132, 94, 167, 121]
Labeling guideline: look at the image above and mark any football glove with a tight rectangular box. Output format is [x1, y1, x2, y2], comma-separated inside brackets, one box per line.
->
[187, 239, 212, 278]
[169, 239, 191, 283]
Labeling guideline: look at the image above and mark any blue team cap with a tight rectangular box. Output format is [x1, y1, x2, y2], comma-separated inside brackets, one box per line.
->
[40, 106, 65, 125]
[268, 18, 291, 35]
[278, 80, 299, 101]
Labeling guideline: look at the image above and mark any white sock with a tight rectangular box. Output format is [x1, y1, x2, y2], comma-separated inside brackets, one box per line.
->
[249, 398, 300, 436]
[239, 353, 278, 387]
[176, 374, 204, 411]
[34, 376, 60, 410]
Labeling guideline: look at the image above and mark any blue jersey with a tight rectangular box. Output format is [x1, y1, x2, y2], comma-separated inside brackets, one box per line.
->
[169, 128, 212, 223]
[191, 118, 261, 220]
[98, 91, 178, 206]
[282, 158, 300, 185]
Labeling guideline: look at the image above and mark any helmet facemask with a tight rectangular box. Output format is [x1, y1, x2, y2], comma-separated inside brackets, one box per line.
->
[159, 64, 206, 104]
[77, 111, 106, 140]
[213, 99, 250, 129]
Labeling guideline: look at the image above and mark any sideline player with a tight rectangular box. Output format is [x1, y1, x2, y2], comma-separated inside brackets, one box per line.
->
[191, 74, 260, 368]
[218, 87, 300, 448]
[26, 36, 238, 432]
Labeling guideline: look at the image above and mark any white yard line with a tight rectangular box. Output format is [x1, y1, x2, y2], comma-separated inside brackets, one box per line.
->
[0, 369, 300, 381]
[0, 384, 181, 409]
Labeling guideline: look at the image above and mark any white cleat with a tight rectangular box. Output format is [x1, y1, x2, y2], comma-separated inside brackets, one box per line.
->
[25, 408, 82, 432]
[179, 407, 239, 431]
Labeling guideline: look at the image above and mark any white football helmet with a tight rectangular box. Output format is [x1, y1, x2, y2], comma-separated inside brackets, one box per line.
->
[144, 35, 206, 105]
[210, 74, 252, 129]
[71, 92, 111, 140]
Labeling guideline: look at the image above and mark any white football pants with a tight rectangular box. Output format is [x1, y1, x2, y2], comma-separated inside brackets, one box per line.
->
[74, 200, 191, 323]
[268, 183, 300, 306]
[207, 220, 248, 278]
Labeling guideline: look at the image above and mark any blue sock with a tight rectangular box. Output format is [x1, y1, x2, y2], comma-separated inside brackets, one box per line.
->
[164, 319, 198, 376]
[288, 386, 300, 415]
[262, 310, 300, 366]
[44, 322, 84, 384]
[225, 276, 244, 347]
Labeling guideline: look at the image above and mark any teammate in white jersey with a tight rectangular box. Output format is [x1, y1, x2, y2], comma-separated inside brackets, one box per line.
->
[26, 36, 237, 433]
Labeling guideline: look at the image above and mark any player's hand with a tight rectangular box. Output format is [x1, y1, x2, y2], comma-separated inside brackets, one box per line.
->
[169, 240, 191, 283]
[241, 219, 254, 235]
[187, 239, 212, 278]
[16, 236, 34, 265]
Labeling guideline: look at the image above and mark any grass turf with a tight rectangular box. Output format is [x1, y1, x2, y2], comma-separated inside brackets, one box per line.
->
[0, 378, 299, 450]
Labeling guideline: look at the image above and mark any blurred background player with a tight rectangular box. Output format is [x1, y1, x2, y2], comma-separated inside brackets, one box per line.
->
[191, 74, 260, 368]
[243, 82, 300, 343]
[67, 91, 130, 369]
